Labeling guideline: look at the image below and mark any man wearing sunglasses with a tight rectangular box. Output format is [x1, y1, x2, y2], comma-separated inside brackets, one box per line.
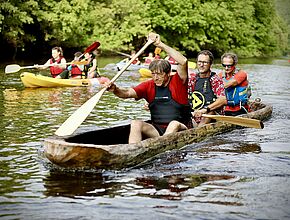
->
[188, 50, 226, 126]
[219, 52, 251, 116]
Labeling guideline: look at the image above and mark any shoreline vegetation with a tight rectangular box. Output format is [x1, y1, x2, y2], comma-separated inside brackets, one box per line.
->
[0, 0, 289, 62]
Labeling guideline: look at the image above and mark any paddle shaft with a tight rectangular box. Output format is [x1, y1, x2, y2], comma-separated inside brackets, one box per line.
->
[111, 40, 154, 83]
[202, 114, 264, 129]
[55, 38, 154, 136]
[114, 51, 131, 58]
[23, 61, 82, 69]
[5, 61, 88, 74]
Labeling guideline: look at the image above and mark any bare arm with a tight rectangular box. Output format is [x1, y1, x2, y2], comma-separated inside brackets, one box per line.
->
[207, 96, 227, 111]
[224, 71, 247, 88]
[108, 84, 138, 99]
[38, 60, 50, 70]
[39, 58, 66, 70]
[148, 33, 188, 83]
[89, 59, 97, 73]
[224, 79, 238, 88]
[59, 58, 67, 70]
[193, 96, 227, 117]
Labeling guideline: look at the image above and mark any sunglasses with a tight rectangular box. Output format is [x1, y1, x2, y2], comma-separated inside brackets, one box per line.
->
[222, 64, 234, 68]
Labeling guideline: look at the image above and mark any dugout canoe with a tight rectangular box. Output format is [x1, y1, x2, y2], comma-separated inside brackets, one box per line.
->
[20, 72, 108, 88]
[43, 101, 272, 170]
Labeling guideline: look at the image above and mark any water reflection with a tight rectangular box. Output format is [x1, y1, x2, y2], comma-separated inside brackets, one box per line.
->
[135, 174, 235, 201]
[43, 170, 236, 203]
[0, 60, 290, 219]
[43, 171, 108, 198]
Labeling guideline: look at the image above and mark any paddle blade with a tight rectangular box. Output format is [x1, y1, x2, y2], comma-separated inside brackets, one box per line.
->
[202, 114, 264, 129]
[55, 38, 154, 137]
[71, 60, 88, 65]
[5, 64, 21, 74]
[154, 47, 162, 55]
[84, 41, 100, 53]
[55, 88, 107, 136]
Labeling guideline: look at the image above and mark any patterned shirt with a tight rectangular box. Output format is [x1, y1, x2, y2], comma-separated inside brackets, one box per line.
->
[188, 72, 225, 97]
[188, 71, 225, 114]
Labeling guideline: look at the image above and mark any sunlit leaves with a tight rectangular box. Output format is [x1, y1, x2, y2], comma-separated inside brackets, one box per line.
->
[0, 0, 288, 58]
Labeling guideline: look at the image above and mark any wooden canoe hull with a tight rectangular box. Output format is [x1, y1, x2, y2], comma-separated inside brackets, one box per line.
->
[20, 72, 104, 88]
[43, 101, 272, 170]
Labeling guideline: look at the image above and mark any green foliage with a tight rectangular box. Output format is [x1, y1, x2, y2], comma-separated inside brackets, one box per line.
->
[0, 0, 288, 59]
[87, 0, 151, 51]
[0, 0, 39, 47]
[144, 0, 288, 57]
[275, 0, 290, 53]
[35, 0, 150, 51]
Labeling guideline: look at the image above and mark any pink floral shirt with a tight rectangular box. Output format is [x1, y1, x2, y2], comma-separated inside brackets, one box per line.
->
[188, 72, 225, 117]
[188, 72, 225, 98]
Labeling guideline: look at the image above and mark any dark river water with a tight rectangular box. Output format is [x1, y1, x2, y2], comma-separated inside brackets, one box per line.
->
[0, 57, 289, 220]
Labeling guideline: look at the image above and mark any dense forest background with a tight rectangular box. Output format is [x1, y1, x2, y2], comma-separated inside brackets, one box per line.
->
[0, 0, 289, 61]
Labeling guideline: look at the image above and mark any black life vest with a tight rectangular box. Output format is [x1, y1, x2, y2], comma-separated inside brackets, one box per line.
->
[149, 85, 191, 125]
[190, 72, 217, 110]
[84, 59, 100, 78]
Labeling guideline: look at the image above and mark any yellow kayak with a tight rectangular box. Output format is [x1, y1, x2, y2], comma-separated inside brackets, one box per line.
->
[139, 61, 196, 78]
[139, 68, 152, 78]
[20, 72, 108, 88]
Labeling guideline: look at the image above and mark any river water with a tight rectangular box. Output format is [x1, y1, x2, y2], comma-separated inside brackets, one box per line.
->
[0, 58, 289, 220]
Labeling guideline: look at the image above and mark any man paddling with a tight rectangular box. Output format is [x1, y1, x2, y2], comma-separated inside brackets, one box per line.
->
[107, 32, 192, 144]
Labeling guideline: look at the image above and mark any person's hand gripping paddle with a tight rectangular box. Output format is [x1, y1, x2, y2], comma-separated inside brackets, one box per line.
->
[55, 38, 154, 136]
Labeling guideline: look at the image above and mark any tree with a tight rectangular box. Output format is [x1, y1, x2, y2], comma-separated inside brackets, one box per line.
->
[0, 0, 41, 59]
[36, 0, 151, 51]
[143, 0, 288, 57]
[0, 0, 288, 60]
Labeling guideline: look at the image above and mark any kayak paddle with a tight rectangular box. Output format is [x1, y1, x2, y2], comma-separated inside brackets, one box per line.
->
[77, 41, 101, 59]
[55, 38, 154, 136]
[5, 60, 88, 74]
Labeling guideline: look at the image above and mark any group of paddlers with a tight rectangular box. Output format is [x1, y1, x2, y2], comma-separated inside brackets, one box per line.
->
[35, 47, 101, 79]
[38, 33, 252, 145]
[106, 33, 252, 144]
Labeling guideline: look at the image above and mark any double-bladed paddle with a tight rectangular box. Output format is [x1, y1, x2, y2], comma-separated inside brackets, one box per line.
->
[55, 38, 154, 136]
[77, 41, 100, 59]
[5, 61, 88, 74]
[202, 114, 264, 129]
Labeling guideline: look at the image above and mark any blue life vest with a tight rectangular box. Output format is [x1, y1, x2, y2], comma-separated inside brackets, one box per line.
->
[223, 74, 250, 107]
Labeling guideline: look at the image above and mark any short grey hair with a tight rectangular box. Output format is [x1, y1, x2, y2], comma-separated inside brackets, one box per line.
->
[221, 52, 238, 65]
[149, 59, 171, 74]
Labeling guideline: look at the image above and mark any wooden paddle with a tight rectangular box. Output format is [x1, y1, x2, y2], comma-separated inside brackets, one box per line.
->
[55, 38, 154, 136]
[202, 114, 264, 129]
[114, 51, 131, 58]
[5, 61, 88, 74]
